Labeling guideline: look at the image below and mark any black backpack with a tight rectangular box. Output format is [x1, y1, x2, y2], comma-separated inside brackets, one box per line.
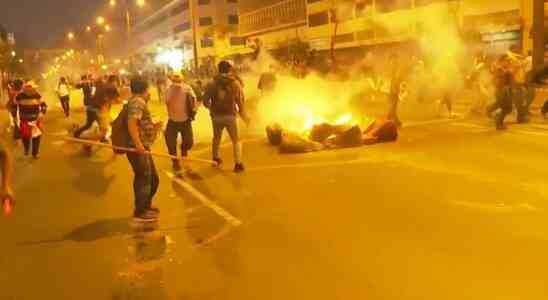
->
[110, 104, 131, 154]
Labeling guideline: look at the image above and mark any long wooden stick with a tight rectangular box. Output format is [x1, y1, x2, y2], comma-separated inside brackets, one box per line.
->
[63, 137, 217, 165]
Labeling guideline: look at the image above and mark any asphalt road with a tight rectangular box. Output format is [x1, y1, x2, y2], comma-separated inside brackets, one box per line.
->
[1, 90, 548, 299]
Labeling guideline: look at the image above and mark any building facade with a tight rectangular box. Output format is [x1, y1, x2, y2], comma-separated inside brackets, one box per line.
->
[132, 0, 243, 69]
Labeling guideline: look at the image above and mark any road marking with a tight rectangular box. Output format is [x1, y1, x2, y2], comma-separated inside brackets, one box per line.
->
[449, 200, 540, 213]
[51, 140, 66, 146]
[247, 158, 375, 172]
[51, 130, 68, 136]
[166, 171, 242, 227]
[403, 117, 464, 128]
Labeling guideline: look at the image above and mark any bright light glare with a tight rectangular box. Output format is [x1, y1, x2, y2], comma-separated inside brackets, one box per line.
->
[67, 32, 75, 40]
[105, 25, 112, 32]
[10, 51, 16, 57]
[97, 16, 105, 25]
[109, 0, 116, 6]
[155, 49, 184, 71]
[137, 0, 145, 7]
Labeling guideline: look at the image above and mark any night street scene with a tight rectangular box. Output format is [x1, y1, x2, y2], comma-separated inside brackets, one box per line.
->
[2, 0, 548, 299]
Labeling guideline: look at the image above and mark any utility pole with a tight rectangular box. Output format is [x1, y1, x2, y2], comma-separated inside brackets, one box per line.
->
[532, 0, 544, 70]
[190, 0, 200, 71]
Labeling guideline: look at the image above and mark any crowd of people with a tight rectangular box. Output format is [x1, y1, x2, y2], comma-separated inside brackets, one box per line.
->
[2, 42, 548, 221]
[5, 60, 246, 222]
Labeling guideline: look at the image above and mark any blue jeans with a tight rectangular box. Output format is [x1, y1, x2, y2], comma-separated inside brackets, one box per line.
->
[127, 151, 159, 216]
[211, 115, 242, 164]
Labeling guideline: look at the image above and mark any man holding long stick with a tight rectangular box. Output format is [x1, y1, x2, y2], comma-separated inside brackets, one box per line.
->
[126, 76, 163, 223]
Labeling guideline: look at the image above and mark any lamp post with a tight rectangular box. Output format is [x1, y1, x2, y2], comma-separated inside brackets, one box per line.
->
[110, 0, 145, 70]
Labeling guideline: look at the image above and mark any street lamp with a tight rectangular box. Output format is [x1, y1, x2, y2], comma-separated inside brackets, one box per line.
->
[97, 16, 106, 25]
[10, 51, 16, 57]
[86, 26, 92, 32]
[109, 0, 146, 69]
[105, 24, 112, 32]
[67, 32, 75, 40]
[18, 59, 23, 64]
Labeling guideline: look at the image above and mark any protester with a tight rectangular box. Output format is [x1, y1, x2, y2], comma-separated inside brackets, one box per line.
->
[507, 46, 529, 124]
[203, 61, 249, 173]
[74, 75, 120, 142]
[386, 54, 405, 127]
[488, 55, 514, 130]
[164, 73, 198, 175]
[16, 81, 47, 158]
[127, 76, 162, 222]
[257, 65, 278, 94]
[56, 77, 71, 117]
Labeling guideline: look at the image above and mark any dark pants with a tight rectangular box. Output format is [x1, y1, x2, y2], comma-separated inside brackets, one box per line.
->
[387, 93, 402, 127]
[59, 96, 70, 117]
[512, 85, 528, 124]
[74, 108, 99, 138]
[164, 120, 193, 165]
[127, 151, 159, 216]
[22, 136, 41, 157]
[490, 86, 513, 129]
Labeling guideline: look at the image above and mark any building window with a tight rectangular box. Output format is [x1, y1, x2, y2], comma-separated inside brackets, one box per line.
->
[308, 11, 329, 27]
[230, 36, 246, 46]
[199, 16, 213, 26]
[198, 0, 210, 5]
[333, 7, 354, 22]
[356, 0, 373, 17]
[376, 0, 412, 13]
[228, 15, 239, 25]
[171, 2, 189, 16]
[356, 30, 374, 41]
[201, 37, 214, 48]
[173, 22, 191, 34]
[333, 33, 354, 44]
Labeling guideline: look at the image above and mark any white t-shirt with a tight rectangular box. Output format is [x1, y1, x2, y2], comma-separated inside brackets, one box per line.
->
[57, 83, 70, 97]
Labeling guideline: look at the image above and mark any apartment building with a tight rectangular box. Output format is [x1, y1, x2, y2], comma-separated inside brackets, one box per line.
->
[132, 0, 243, 68]
[238, 0, 546, 57]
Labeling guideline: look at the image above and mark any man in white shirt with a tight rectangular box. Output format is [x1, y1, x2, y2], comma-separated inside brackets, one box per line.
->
[164, 73, 198, 174]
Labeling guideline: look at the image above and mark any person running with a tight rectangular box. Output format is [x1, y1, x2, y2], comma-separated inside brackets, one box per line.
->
[164, 73, 198, 175]
[488, 55, 514, 130]
[56, 77, 71, 117]
[203, 61, 249, 173]
[16, 81, 47, 159]
[127, 76, 162, 222]
[74, 75, 120, 142]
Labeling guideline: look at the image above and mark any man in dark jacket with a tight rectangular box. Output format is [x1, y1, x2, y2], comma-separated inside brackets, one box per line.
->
[203, 61, 249, 173]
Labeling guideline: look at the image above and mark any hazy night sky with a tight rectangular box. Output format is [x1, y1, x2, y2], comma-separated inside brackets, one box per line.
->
[0, 0, 170, 49]
[0, 0, 521, 48]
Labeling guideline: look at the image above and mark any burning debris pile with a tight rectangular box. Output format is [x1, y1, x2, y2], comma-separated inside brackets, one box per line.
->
[266, 116, 399, 154]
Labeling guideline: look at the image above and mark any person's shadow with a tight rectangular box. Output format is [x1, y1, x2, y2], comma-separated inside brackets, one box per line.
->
[66, 149, 117, 197]
[19, 218, 137, 245]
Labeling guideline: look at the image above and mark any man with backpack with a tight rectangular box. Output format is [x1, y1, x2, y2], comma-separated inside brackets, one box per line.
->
[203, 61, 249, 173]
[125, 76, 162, 222]
[164, 73, 198, 175]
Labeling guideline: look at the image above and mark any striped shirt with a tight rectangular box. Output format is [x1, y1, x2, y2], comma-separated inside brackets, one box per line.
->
[128, 96, 157, 147]
[16, 91, 45, 121]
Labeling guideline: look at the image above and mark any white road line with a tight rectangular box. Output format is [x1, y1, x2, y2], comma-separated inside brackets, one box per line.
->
[403, 117, 464, 128]
[166, 171, 242, 227]
[247, 158, 375, 172]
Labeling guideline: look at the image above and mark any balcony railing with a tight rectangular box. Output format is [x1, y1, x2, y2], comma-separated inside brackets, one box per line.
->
[240, 0, 307, 36]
